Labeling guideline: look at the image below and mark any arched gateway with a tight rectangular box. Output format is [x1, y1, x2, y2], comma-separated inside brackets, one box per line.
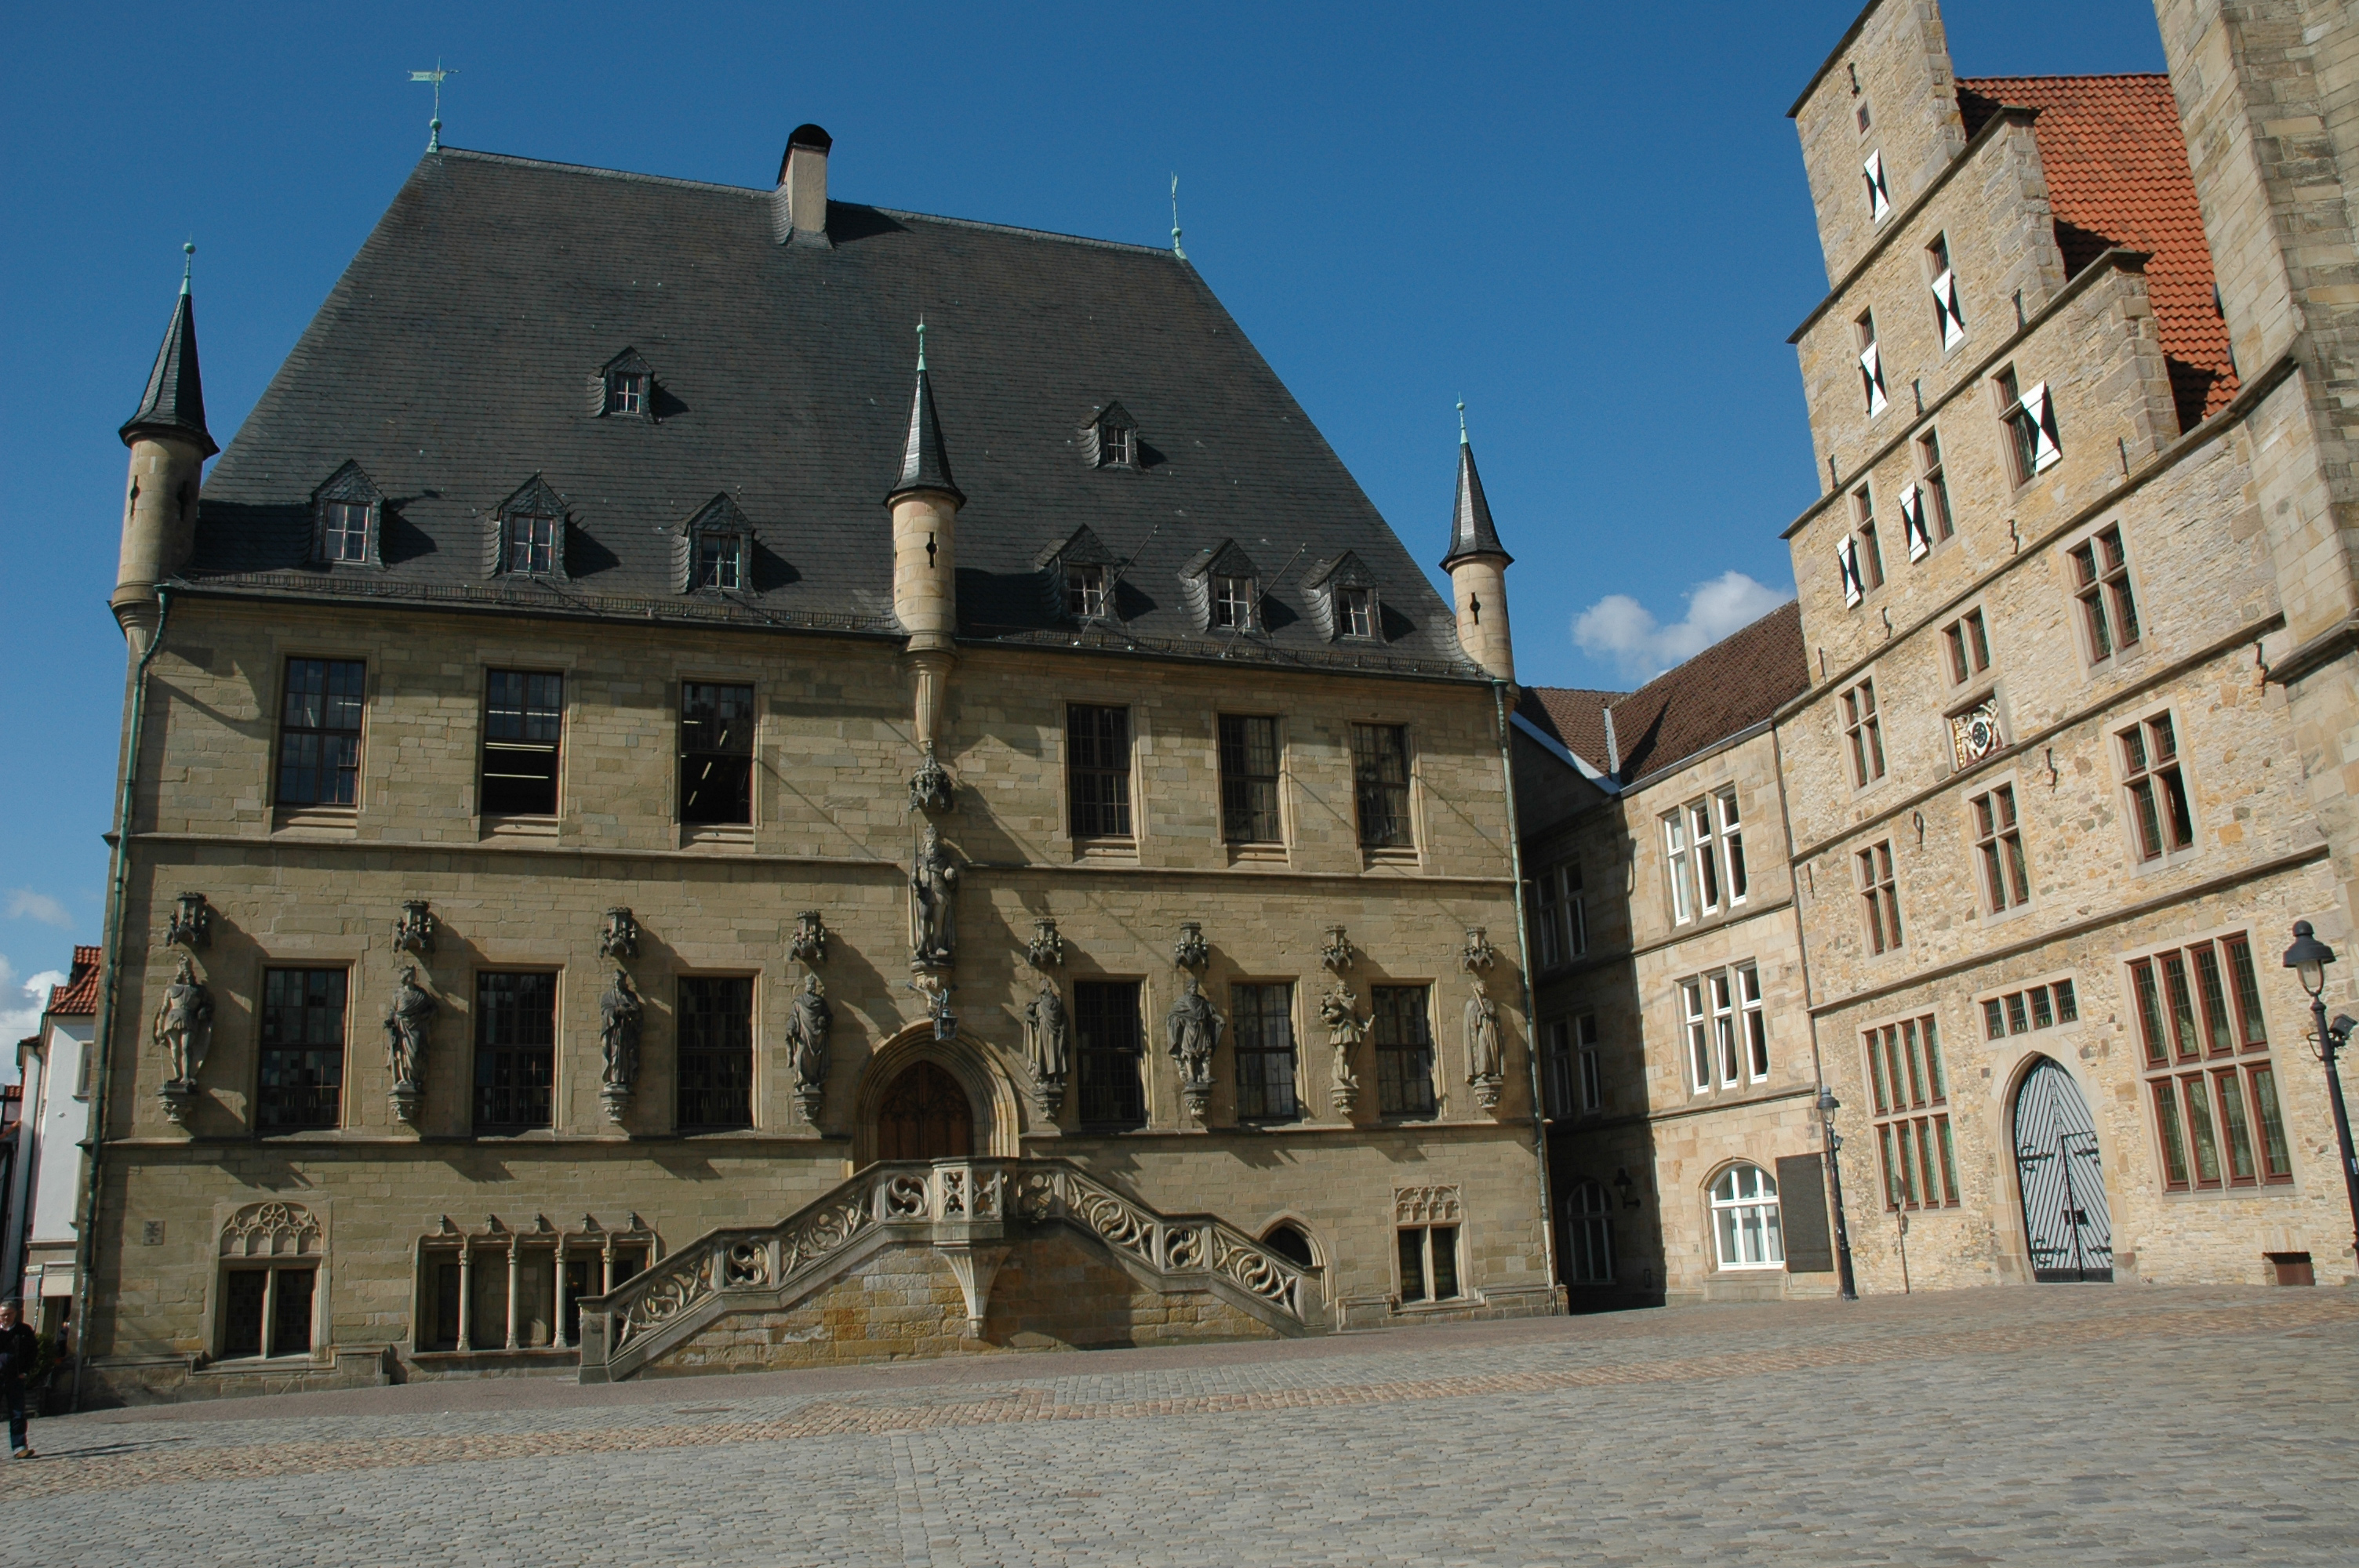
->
[2012, 1057, 2114, 1282]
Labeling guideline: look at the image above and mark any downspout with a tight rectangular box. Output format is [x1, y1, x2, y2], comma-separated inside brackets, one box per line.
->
[1769, 719, 1854, 1297]
[72, 586, 171, 1410]
[1494, 680, 1559, 1292]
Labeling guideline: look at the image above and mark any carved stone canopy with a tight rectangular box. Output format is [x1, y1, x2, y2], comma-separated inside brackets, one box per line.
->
[1461, 927, 1499, 973]
[1172, 921, 1209, 971]
[790, 910, 828, 966]
[907, 749, 953, 815]
[167, 891, 212, 949]
[395, 899, 436, 954]
[1321, 925, 1356, 975]
[1027, 917, 1064, 971]
[599, 907, 640, 960]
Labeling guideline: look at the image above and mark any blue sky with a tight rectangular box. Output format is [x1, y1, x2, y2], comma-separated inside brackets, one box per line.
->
[0, 0, 2168, 1050]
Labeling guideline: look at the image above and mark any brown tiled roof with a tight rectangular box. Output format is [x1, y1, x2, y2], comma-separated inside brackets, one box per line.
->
[47, 946, 102, 1018]
[1516, 685, 1624, 767]
[1957, 74, 2238, 429]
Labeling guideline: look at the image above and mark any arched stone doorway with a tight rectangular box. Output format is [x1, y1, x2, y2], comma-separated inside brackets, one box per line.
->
[2012, 1056, 2114, 1282]
[874, 1062, 973, 1162]
[849, 1024, 1024, 1168]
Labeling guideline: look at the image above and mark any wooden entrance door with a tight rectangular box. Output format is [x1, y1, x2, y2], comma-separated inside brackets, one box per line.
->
[874, 1062, 973, 1161]
[2013, 1056, 2114, 1282]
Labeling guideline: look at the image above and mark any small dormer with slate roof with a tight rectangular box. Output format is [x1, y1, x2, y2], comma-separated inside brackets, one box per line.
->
[1305, 550, 1383, 642]
[1082, 402, 1140, 470]
[490, 475, 571, 581]
[1038, 524, 1117, 622]
[311, 461, 386, 568]
[1180, 539, 1261, 633]
[676, 493, 754, 593]
[594, 348, 655, 419]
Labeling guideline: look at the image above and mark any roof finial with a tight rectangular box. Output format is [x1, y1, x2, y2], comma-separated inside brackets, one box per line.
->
[1457, 397, 1468, 446]
[916, 317, 928, 373]
[1170, 173, 1187, 261]
[180, 241, 195, 297]
[409, 60, 456, 152]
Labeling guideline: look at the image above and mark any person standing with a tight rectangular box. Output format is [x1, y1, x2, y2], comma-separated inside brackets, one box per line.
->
[0, 1300, 38, 1459]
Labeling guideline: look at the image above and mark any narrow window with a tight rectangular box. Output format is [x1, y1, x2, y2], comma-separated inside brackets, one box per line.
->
[1350, 724, 1413, 849]
[1917, 430, 1954, 540]
[474, 971, 556, 1132]
[1841, 678, 1885, 786]
[1928, 234, 1967, 350]
[1837, 532, 1865, 608]
[1532, 861, 1588, 966]
[506, 512, 561, 575]
[482, 670, 562, 817]
[2071, 526, 2142, 664]
[1067, 704, 1135, 840]
[1739, 963, 1768, 1080]
[1856, 310, 1888, 419]
[322, 500, 372, 564]
[1231, 982, 1298, 1122]
[1717, 790, 1747, 903]
[1851, 488, 1885, 592]
[1100, 423, 1136, 467]
[1542, 1018, 1574, 1119]
[1074, 980, 1145, 1127]
[1576, 1014, 1603, 1112]
[1999, 368, 2062, 481]
[1856, 840, 1902, 953]
[1665, 811, 1695, 924]
[275, 658, 365, 808]
[1710, 970, 1739, 1087]
[1900, 481, 1932, 561]
[679, 681, 754, 826]
[257, 967, 347, 1132]
[1692, 800, 1722, 913]
[2121, 713, 2194, 862]
[1943, 609, 1991, 685]
[1066, 563, 1109, 619]
[1212, 574, 1256, 631]
[605, 370, 649, 416]
[1564, 1181, 1615, 1285]
[1218, 714, 1282, 844]
[677, 975, 754, 1131]
[1863, 151, 1892, 223]
[1372, 985, 1436, 1118]
[1710, 1164, 1784, 1269]
[1683, 978, 1710, 1094]
[1340, 586, 1376, 639]
[695, 532, 746, 591]
[1970, 782, 2030, 913]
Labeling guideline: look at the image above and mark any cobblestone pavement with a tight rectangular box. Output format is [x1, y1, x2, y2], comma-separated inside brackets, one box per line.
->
[3, 1285, 2354, 1566]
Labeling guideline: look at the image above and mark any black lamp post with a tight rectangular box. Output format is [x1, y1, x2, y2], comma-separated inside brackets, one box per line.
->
[1817, 1086, 1859, 1301]
[2283, 920, 2359, 1275]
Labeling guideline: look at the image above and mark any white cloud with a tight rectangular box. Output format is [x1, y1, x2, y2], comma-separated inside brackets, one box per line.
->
[7, 888, 72, 928]
[0, 956, 71, 1080]
[1572, 571, 1794, 682]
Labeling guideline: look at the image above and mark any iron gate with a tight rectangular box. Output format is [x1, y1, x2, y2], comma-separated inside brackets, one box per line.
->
[2013, 1057, 2114, 1282]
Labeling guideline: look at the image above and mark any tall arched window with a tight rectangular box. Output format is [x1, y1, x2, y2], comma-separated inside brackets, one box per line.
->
[1564, 1181, 1615, 1285]
[1710, 1163, 1784, 1269]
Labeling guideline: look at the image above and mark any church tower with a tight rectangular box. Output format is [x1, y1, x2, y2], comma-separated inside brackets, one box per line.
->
[113, 248, 216, 655]
[1441, 408, 1514, 683]
[886, 323, 965, 753]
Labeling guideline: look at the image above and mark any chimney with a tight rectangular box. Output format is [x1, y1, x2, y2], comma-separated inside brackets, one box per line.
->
[773, 123, 834, 247]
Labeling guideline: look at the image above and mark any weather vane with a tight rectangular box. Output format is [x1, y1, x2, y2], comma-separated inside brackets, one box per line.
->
[1170, 173, 1187, 262]
[409, 60, 456, 152]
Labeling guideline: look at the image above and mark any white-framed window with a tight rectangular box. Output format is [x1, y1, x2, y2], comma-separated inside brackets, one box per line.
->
[1670, 792, 1746, 921]
[1969, 782, 2032, 914]
[1564, 1181, 1615, 1286]
[1863, 151, 1892, 223]
[1576, 1013, 1603, 1113]
[1841, 677, 1885, 786]
[1739, 964, 1768, 1079]
[1682, 978, 1710, 1094]
[1928, 233, 1967, 350]
[1856, 310, 1888, 419]
[605, 370, 649, 416]
[1213, 574, 1256, 631]
[1710, 970, 1739, 1087]
[1665, 811, 1694, 925]
[1066, 562, 1109, 619]
[1533, 860, 1587, 968]
[2120, 710, 2196, 864]
[1340, 586, 1376, 639]
[1100, 423, 1136, 468]
[1710, 1163, 1785, 1269]
[1716, 789, 1747, 905]
[1691, 798, 1723, 915]
[695, 531, 746, 591]
[322, 500, 372, 564]
[1997, 366, 2061, 481]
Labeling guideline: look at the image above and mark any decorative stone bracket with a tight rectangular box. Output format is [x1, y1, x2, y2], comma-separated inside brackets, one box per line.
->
[1321, 925, 1355, 975]
[600, 907, 640, 960]
[395, 900, 437, 954]
[789, 910, 828, 967]
[166, 891, 212, 949]
[1027, 917, 1063, 971]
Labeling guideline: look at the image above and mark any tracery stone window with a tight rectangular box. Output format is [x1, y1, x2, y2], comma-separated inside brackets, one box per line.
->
[1394, 1185, 1463, 1303]
[217, 1201, 323, 1361]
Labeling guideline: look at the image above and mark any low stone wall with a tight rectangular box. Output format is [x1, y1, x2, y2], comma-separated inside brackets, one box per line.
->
[83, 1345, 393, 1406]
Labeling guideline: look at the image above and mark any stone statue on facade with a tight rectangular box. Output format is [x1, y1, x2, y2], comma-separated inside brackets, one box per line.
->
[1319, 982, 1366, 1117]
[598, 968, 643, 1120]
[1165, 971, 1223, 1123]
[153, 956, 215, 1125]
[383, 963, 436, 1123]
[910, 823, 958, 967]
[786, 975, 833, 1121]
[1024, 981, 1070, 1116]
[1464, 976, 1505, 1113]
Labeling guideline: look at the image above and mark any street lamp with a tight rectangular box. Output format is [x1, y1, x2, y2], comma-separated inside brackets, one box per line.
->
[1816, 1086, 1859, 1301]
[2282, 920, 2359, 1275]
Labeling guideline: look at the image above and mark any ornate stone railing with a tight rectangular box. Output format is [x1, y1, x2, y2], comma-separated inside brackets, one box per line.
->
[576, 1158, 1320, 1383]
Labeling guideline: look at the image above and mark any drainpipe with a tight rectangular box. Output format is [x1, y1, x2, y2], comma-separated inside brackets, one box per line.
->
[72, 586, 171, 1410]
[1770, 720, 1856, 1298]
[1493, 680, 1559, 1291]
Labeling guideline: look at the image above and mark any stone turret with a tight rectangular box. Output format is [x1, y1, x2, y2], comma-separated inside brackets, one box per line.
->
[886, 324, 965, 750]
[114, 249, 217, 655]
[1441, 408, 1515, 683]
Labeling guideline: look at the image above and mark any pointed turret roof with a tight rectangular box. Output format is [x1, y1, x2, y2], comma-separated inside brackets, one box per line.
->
[120, 279, 218, 458]
[884, 325, 964, 506]
[1439, 416, 1508, 569]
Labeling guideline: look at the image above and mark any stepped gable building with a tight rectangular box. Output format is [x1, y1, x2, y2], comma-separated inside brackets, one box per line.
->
[82, 127, 1558, 1401]
[1518, 0, 2359, 1307]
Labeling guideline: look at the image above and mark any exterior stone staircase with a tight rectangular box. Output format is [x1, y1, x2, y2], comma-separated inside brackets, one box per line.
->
[575, 1158, 1324, 1382]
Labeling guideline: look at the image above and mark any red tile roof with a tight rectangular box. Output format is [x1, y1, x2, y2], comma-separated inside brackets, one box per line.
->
[1958, 74, 2238, 428]
[1522, 601, 1808, 787]
[47, 946, 102, 1018]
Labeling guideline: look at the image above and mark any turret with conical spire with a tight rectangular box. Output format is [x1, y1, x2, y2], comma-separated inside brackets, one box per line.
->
[886, 323, 965, 753]
[113, 246, 216, 652]
[1441, 403, 1515, 682]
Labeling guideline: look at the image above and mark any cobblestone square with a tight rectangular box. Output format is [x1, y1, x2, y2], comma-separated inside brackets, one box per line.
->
[5, 1284, 2354, 1566]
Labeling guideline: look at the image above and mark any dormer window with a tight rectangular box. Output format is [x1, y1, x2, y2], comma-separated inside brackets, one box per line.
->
[1085, 402, 1141, 470]
[606, 372, 648, 416]
[1040, 524, 1118, 625]
[674, 493, 758, 595]
[309, 461, 384, 568]
[594, 348, 656, 420]
[1214, 574, 1256, 631]
[507, 513, 559, 575]
[491, 475, 571, 581]
[1067, 563, 1109, 619]
[1305, 551, 1384, 644]
[323, 503, 369, 561]
[1336, 587, 1372, 638]
[1101, 425, 1135, 466]
[696, 531, 746, 590]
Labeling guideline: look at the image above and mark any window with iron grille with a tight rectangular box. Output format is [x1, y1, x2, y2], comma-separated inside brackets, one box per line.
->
[1350, 724, 1412, 848]
[276, 658, 365, 808]
[1218, 714, 1281, 844]
[1231, 982, 1298, 1121]
[2121, 712, 2194, 862]
[1982, 978, 2078, 1040]
[1067, 704, 1133, 839]
[1841, 678, 1885, 787]
[1372, 985, 1435, 1117]
[1856, 840, 1902, 954]
[473, 971, 555, 1131]
[482, 670, 562, 817]
[1863, 1014, 1958, 1209]
[1074, 981, 1144, 1127]
[258, 967, 347, 1132]
[2130, 933, 2292, 1192]
[679, 681, 754, 826]
[2071, 525, 2141, 664]
[1969, 782, 2031, 913]
[677, 976, 754, 1131]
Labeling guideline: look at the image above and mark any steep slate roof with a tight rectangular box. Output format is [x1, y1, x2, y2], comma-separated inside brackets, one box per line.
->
[47, 946, 102, 1018]
[1440, 432, 1510, 569]
[1524, 601, 1808, 786]
[122, 287, 217, 457]
[188, 147, 1471, 675]
[1957, 74, 2238, 429]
